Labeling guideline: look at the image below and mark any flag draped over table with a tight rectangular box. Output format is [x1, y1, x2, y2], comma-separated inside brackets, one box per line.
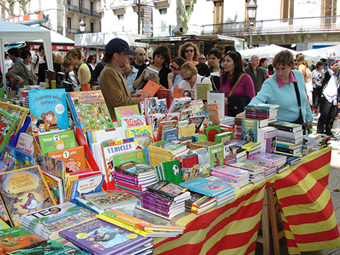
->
[274, 146, 340, 254]
[153, 181, 266, 255]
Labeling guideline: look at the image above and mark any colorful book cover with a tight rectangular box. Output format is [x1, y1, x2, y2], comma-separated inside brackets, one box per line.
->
[205, 125, 221, 142]
[241, 119, 258, 142]
[192, 134, 208, 142]
[114, 161, 154, 178]
[140, 80, 161, 97]
[20, 202, 96, 239]
[195, 147, 211, 178]
[0, 108, 19, 152]
[0, 227, 44, 254]
[157, 89, 171, 108]
[156, 120, 177, 142]
[161, 160, 182, 185]
[42, 171, 65, 205]
[147, 181, 188, 201]
[214, 131, 233, 143]
[0, 166, 56, 226]
[180, 108, 193, 121]
[179, 153, 200, 182]
[59, 218, 151, 255]
[188, 116, 205, 133]
[204, 104, 220, 126]
[8, 239, 91, 255]
[28, 89, 69, 133]
[182, 88, 196, 100]
[112, 150, 146, 167]
[149, 113, 167, 133]
[162, 128, 178, 142]
[178, 123, 196, 138]
[16, 133, 34, 156]
[0, 217, 9, 230]
[69, 173, 104, 203]
[173, 88, 183, 98]
[126, 125, 154, 150]
[66, 90, 113, 134]
[38, 130, 77, 155]
[0, 102, 29, 136]
[223, 144, 237, 165]
[120, 115, 146, 129]
[114, 104, 140, 127]
[166, 112, 180, 122]
[209, 143, 224, 168]
[48, 146, 87, 174]
[0, 145, 35, 172]
[83, 190, 138, 210]
[144, 98, 167, 116]
[36, 153, 64, 179]
[168, 97, 191, 113]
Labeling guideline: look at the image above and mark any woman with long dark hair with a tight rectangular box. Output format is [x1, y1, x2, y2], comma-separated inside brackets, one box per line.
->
[220, 50, 255, 116]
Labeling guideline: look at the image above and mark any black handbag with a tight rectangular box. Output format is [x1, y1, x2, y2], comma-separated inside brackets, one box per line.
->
[292, 80, 308, 134]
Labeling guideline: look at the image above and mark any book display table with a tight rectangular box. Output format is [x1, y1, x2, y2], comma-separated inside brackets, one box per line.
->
[153, 147, 340, 254]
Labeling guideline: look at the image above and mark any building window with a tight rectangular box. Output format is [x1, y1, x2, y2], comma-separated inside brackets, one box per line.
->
[159, 8, 167, 15]
[67, 17, 72, 29]
[67, 0, 71, 5]
[281, 0, 294, 24]
[79, 0, 83, 12]
[322, 0, 337, 25]
[91, 22, 94, 32]
[90, 2, 94, 15]
[118, 14, 124, 20]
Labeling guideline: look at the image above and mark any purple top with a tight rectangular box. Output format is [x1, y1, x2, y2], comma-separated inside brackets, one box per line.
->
[220, 73, 255, 116]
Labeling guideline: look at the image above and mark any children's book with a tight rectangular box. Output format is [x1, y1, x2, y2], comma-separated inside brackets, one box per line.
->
[114, 105, 140, 127]
[140, 80, 161, 97]
[0, 166, 56, 226]
[241, 119, 259, 142]
[155, 120, 177, 141]
[180, 108, 193, 121]
[0, 227, 44, 254]
[38, 130, 77, 155]
[147, 181, 190, 202]
[69, 173, 104, 203]
[0, 102, 29, 136]
[66, 90, 114, 134]
[179, 153, 200, 182]
[144, 98, 168, 116]
[16, 133, 34, 155]
[42, 171, 65, 205]
[120, 115, 147, 129]
[0, 145, 35, 172]
[195, 147, 211, 178]
[192, 134, 208, 142]
[19, 202, 96, 240]
[209, 143, 224, 168]
[48, 146, 87, 174]
[112, 150, 147, 168]
[59, 218, 152, 255]
[28, 89, 69, 133]
[248, 152, 287, 166]
[0, 108, 19, 152]
[157, 89, 171, 108]
[204, 104, 220, 126]
[168, 97, 191, 113]
[214, 131, 233, 143]
[166, 112, 181, 122]
[223, 144, 237, 165]
[36, 153, 64, 179]
[126, 125, 155, 150]
[162, 128, 178, 142]
[188, 116, 205, 133]
[149, 113, 167, 133]
[160, 160, 182, 185]
[8, 239, 91, 255]
[114, 161, 154, 178]
[83, 190, 139, 210]
[205, 125, 221, 142]
[178, 123, 196, 138]
[207, 91, 225, 120]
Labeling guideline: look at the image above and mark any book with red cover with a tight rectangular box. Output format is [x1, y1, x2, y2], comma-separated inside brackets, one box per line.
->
[140, 80, 161, 97]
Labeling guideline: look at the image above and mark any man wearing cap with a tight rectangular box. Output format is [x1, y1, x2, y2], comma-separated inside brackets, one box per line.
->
[99, 38, 150, 120]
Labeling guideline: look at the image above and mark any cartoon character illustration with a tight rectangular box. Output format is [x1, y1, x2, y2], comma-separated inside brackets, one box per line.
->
[41, 111, 58, 130]
[55, 139, 65, 150]
[20, 193, 40, 212]
[201, 181, 224, 191]
[36, 119, 45, 133]
[31, 116, 38, 132]
[148, 98, 158, 114]
[64, 158, 81, 173]
[158, 100, 167, 114]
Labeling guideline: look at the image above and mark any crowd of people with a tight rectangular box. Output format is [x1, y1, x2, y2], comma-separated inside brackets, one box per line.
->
[2, 38, 339, 138]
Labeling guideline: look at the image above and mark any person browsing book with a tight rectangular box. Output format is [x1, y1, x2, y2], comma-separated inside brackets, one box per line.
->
[245, 50, 313, 129]
[134, 46, 171, 89]
[168, 57, 185, 89]
[99, 38, 150, 119]
[178, 62, 211, 90]
[66, 47, 91, 85]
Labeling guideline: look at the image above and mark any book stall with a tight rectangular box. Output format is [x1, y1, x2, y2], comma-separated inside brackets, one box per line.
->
[0, 83, 339, 255]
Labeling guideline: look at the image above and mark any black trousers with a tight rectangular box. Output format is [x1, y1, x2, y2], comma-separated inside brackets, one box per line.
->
[317, 97, 337, 135]
[312, 87, 323, 110]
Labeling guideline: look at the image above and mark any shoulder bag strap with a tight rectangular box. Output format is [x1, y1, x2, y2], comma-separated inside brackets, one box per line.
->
[228, 73, 245, 97]
[211, 76, 217, 91]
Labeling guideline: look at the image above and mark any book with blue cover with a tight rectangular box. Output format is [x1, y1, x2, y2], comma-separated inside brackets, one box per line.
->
[241, 119, 258, 142]
[0, 145, 35, 172]
[28, 89, 69, 133]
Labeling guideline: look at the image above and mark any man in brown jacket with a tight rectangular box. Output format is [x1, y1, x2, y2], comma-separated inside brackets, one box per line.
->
[99, 38, 150, 120]
[245, 54, 267, 95]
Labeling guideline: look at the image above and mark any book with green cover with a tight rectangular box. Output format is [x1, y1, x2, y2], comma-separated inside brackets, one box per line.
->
[205, 125, 221, 142]
[0, 108, 19, 152]
[114, 104, 140, 127]
[161, 160, 182, 185]
[38, 130, 77, 155]
[209, 143, 224, 168]
[112, 150, 146, 167]
[214, 131, 233, 143]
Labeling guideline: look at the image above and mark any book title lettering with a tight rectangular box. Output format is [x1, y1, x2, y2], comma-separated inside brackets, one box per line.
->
[26, 207, 62, 219]
[123, 118, 144, 127]
[33, 95, 62, 105]
[67, 219, 102, 233]
[10, 174, 34, 188]
[106, 144, 133, 154]
[118, 108, 137, 117]
[130, 129, 151, 138]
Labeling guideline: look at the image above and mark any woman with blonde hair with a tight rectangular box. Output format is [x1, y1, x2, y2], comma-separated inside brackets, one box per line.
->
[296, 53, 313, 106]
[66, 47, 91, 84]
[178, 61, 210, 90]
[178, 42, 199, 65]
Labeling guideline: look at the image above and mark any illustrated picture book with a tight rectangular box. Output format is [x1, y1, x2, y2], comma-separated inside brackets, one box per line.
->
[28, 88, 69, 133]
[114, 104, 140, 127]
[0, 108, 19, 152]
[126, 125, 155, 150]
[15, 132, 34, 156]
[0, 145, 35, 173]
[38, 130, 77, 155]
[36, 153, 64, 179]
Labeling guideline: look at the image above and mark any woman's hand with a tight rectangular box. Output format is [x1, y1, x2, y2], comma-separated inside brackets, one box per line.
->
[224, 97, 228, 105]
[168, 72, 174, 81]
[149, 73, 160, 84]
[307, 121, 313, 130]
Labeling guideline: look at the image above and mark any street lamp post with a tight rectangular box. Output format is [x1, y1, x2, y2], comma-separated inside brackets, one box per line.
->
[79, 19, 86, 33]
[246, 0, 257, 49]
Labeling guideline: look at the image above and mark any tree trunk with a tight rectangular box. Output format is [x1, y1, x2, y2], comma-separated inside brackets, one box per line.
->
[173, 0, 188, 35]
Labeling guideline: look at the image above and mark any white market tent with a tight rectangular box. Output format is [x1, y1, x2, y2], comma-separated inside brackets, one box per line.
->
[298, 45, 340, 61]
[238, 44, 298, 59]
[0, 20, 53, 86]
[30, 25, 75, 45]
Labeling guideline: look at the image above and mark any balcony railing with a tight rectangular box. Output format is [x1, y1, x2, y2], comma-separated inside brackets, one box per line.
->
[80, 8, 91, 16]
[66, 4, 79, 13]
[201, 15, 340, 36]
[66, 27, 80, 34]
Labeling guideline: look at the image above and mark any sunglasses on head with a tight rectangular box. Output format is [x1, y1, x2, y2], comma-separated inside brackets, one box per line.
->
[226, 50, 237, 55]
[185, 49, 194, 53]
[170, 64, 180, 71]
[183, 76, 192, 81]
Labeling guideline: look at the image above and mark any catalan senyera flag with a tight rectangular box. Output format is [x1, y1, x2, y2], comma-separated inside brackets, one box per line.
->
[273, 146, 340, 254]
[153, 180, 266, 255]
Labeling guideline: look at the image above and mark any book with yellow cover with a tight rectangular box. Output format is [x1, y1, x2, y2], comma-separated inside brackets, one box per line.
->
[178, 123, 196, 138]
[48, 146, 87, 174]
[126, 125, 155, 150]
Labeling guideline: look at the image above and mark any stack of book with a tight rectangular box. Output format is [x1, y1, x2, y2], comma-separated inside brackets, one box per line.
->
[304, 133, 330, 151]
[257, 126, 278, 153]
[223, 139, 248, 162]
[241, 141, 262, 156]
[286, 155, 301, 166]
[180, 177, 235, 207]
[19, 202, 97, 240]
[60, 218, 153, 255]
[210, 165, 250, 189]
[230, 160, 266, 184]
[148, 140, 189, 166]
[269, 121, 303, 157]
[185, 192, 216, 214]
[244, 103, 279, 123]
[248, 152, 287, 177]
[113, 161, 158, 197]
[140, 181, 191, 219]
[97, 207, 185, 237]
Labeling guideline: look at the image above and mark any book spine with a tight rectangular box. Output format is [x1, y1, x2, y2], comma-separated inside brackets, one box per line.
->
[140, 199, 171, 212]
[277, 136, 301, 144]
[245, 112, 270, 118]
[147, 187, 176, 200]
[272, 125, 295, 132]
[114, 179, 143, 190]
[275, 147, 300, 154]
[142, 192, 173, 205]
[113, 172, 139, 183]
[114, 185, 141, 197]
[277, 130, 302, 139]
[140, 203, 170, 217]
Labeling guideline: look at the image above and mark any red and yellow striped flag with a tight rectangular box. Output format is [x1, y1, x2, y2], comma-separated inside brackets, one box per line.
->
[274, 146, 340, 254]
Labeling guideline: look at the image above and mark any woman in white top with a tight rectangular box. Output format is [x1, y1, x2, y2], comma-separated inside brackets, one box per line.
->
[87, 55, 96, 71]
[207, 48, 222, 77]
[178, 62, 211, 90]
[311, 60, 324, 113]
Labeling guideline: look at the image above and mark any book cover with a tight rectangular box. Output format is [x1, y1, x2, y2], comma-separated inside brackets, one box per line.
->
[192, 134, 207, 142]
[0, 145, 35, 172]
[178, 123, 196, 138]
[120, 115, 146, 130]
[162, 128, 178, 142]
[92, 127, 127, 144]
[180, 177, 233, 197]
[8, 239, 91, 255]
[209, 143, 224, 168]
[214, 131, 233, 144]
[36, 154, 64, 179]
[42, 171, 65, 205]
[205, 125, 221, 142]
[241, 119, 258, 142]
[48, 146, 87, 174]
[207, 91, 225, 120]
[66, 90, 114, 134]
[196, 83, 212, 100]
[144, 66, 159, 80]
[188, 116, 205, 133]
[182, 89, 196, 100]
[0, 102, 29, 136]
[0, 166, 56, 226]
[112, 150, 146, 168]
[83, 190, 138, 210]
[147, 181, 188, 201]
[0, 227, 44, 254]
[0, 108, 19, 152]
[269, 121, 302, 132]
[204, 104, 220, 126]
[126, 125, 155, 150]
[173, 88, 183, 99]
[140, 80, 161, 97]
[114, 161, 154, 178]
[157, 89, 171, 109]
[195, 147, 211, 178]
[16, 133, 34, 156]
[249, 152, 286, 166]
[28, 89, 69, 133]
[168, 97, 191, 113]
[156, 120, 177, 142]
[223, 144, 237, 165]
[59, 218, 151, 255]
[149, 113, 167, 133]
[179, 153, 200, 182]
[144, 98, 167, 116]
[166, 112, 181, 122]
[38, 130, 77, 155]
[161, 160, 182, 185]
[69, 173, 104, 203]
